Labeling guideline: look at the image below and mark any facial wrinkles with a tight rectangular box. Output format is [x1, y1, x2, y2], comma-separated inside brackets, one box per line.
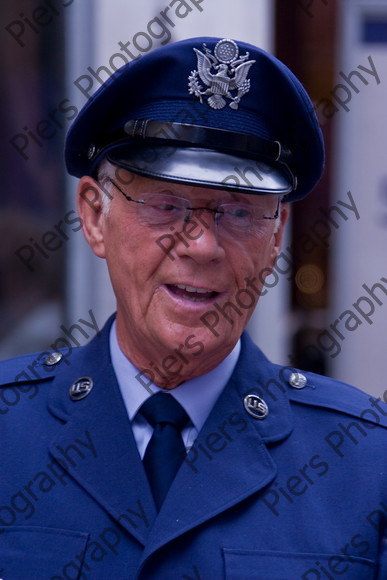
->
[105, 171, 279, 351]
[110, 186, 275, 281]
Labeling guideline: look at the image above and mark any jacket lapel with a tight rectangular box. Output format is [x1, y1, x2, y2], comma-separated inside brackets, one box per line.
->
[47, 316, 156, 547]
[139, 333, 294, 562]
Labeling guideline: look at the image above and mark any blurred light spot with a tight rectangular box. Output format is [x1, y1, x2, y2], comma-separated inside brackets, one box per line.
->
[295, 264, 324, 294]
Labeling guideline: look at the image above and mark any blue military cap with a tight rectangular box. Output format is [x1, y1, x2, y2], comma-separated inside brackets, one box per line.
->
[65, 37, 324, 202]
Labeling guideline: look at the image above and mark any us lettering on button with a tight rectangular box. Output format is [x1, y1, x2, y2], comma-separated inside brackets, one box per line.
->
[69, 377, 94, 401]
[244, 394, 269, 419]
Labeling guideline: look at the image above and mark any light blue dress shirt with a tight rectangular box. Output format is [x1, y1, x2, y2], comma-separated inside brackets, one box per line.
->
[109, 320, 241, 458]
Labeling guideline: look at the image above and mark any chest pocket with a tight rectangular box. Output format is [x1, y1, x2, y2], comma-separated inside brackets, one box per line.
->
[223, 549, 376, 579]
[0, 526, 89, 580]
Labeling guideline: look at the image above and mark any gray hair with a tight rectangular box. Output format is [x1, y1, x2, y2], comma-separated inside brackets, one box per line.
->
[96, 159, 114, 215]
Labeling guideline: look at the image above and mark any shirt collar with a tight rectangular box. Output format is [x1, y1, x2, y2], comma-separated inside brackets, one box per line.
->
[109, 320, 241, 433]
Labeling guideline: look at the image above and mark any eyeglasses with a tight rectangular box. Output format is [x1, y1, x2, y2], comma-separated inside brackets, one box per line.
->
[104, 177, 280, 236]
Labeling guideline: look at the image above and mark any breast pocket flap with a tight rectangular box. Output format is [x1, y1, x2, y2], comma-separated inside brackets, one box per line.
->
[223, 548, 376, 580]
[0, 526, 89, 579]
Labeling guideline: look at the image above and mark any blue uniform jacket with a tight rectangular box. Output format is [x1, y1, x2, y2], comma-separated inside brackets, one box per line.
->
[1, 315, 387, 579]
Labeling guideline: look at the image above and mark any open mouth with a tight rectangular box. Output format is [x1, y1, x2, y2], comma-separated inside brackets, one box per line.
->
[167, 284, 218, 302]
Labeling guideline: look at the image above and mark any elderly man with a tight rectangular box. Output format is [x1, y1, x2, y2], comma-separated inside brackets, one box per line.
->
[1, 37, 387, 579]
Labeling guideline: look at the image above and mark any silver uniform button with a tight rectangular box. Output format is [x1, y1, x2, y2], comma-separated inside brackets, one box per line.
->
[44, 352, 63, 366]
[244, 394, 269, 420]
[288, 372, 307, 389]
[69, 377, 94, 401]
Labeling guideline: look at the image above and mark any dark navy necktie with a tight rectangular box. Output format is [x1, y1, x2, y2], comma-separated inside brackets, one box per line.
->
[139, 392, 190, 511]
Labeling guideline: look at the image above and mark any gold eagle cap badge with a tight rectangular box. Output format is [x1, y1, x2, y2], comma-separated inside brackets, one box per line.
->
[188, 38, 256, 110]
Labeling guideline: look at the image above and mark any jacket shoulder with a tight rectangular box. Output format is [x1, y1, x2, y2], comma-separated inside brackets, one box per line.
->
[279, 365, 387, 428]
[0, 316, 112, 394]
[0, 350, 65, 387]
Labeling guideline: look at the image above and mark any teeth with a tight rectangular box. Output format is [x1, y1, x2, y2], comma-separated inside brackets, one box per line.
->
[176, 284, 211, 294]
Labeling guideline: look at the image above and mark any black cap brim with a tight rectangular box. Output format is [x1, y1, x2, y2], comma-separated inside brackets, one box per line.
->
[106, 144, 293, 195]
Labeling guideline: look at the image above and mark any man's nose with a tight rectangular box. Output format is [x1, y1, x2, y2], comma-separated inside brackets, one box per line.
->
[174, 210, 226, 263]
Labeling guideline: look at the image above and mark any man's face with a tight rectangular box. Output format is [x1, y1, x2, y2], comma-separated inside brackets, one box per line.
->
[78, 164, 289, 388]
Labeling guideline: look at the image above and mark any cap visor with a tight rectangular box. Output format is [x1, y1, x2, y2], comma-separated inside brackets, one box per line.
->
[106, 145, 292, 195]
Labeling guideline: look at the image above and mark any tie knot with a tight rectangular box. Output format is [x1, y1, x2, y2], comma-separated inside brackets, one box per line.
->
[139, 393, 189, 430]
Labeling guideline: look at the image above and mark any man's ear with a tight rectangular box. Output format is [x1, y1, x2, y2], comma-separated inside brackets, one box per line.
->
[270, 201, 290, 265]
[77, 176, 107, 259]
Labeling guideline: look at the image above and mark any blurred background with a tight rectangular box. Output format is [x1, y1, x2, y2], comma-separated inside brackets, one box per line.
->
[1, 0, 386, 395]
